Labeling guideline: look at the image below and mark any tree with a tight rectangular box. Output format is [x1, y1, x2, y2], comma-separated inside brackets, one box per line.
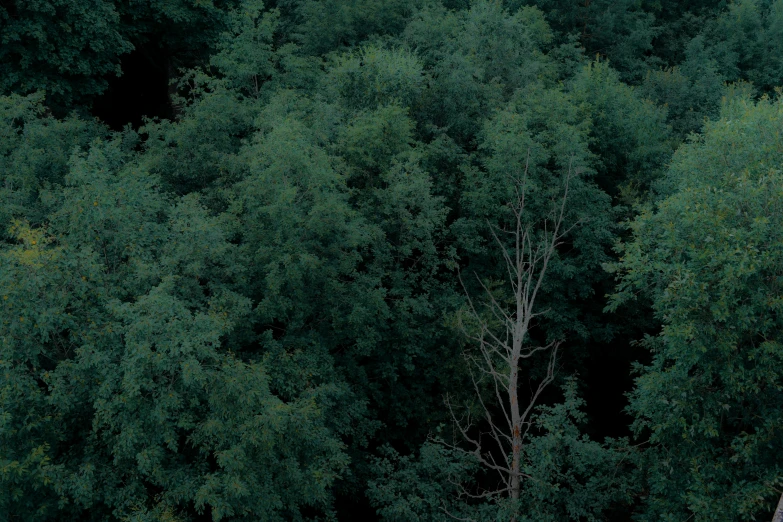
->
[703, 0, 783, 94]
[291, 0, 419, 55]
[0, 92, 107, 240]
[640, 35, 726, 139]
[0, 127, 350, 521]
[509, 0, 657, 82]
[569, 60, 673, 198]
[609, 90, 783, 521]
[0, 0, 238, 111]
[0, 0, 133, 109]
[401, 1, 553, 145]
[448, 153, 574, 511]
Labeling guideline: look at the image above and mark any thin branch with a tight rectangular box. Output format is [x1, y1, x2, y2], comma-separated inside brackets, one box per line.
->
[447, 150, 579, 506]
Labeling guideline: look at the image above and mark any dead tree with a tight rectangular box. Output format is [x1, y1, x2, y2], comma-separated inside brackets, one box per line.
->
[448, 155, 579, 518]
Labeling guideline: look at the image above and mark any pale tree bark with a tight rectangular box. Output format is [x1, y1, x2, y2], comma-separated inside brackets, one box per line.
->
[772, 491, 783, 522]
[446, 154, 580, 521]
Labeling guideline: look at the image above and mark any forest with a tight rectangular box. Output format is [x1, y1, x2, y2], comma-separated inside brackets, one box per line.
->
[2, 0, 783, 520]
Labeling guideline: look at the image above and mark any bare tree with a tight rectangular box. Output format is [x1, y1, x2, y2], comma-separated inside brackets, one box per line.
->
[447, 155, 579, 519]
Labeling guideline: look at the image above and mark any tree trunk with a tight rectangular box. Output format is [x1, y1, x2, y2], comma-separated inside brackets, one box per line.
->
[450, 155, 574, 522]
[772, 492, 783, 522]
[510, 365, 521, 503]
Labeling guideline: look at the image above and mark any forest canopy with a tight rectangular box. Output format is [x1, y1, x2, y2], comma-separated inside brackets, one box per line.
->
[2, 0, 783, 521]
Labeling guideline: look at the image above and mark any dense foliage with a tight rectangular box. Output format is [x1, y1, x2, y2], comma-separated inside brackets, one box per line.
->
[2, 0, 783, 520]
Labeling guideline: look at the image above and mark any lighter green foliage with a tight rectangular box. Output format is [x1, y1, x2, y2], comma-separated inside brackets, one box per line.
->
[403, 0, 553, 141]
[609, 92, 783, 521]
[209, 3, 283, 96]
[293, 0, 420, 55]
[326, 46, 426, 111]
[235, 107, 370, 326]
[0, 93, 106, 238]
[641, 36, 726, 138]
[0, 132, 348, 520]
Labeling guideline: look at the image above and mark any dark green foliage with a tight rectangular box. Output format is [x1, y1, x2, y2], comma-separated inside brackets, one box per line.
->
[457, 82, 614, 344]
[402, 1, 553, 143]
[513, 0, 657, 81]
[368, 381, 638, 521]
[0, 0, 238, 110]
[569, 61, 673, 198]
[640, 36, 726, 139]
[609, 92, 783, 521]
[705, 0, 783, 93]
[1, 130, 348, 520]
[3, 0, 783, 520]
[0, 0, 133, 108]
[291, 0, 421, 55]
[0, 93, 108, 237]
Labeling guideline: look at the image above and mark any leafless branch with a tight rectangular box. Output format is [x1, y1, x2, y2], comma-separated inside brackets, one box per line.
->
[446, 152, 581, 519]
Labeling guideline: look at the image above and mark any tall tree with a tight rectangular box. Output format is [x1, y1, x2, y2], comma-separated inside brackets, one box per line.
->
[451, 155, 572, 506]
[609, 91, 783, 521]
